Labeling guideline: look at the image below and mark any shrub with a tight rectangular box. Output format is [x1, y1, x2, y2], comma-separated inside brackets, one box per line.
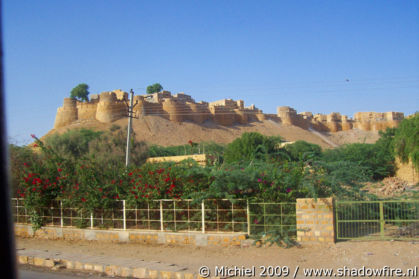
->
[224, 132, 282, 163]
[283, 140, 322, 162]
[322, 143, 395, 180]
[9, 144, 39, 198]
[44, 129, 103, 160]
[394, 113, 419, 170]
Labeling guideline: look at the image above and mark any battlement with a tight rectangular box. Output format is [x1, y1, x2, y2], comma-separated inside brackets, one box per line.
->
[54, 89, 405, 133]
[276, 106, 404, 132]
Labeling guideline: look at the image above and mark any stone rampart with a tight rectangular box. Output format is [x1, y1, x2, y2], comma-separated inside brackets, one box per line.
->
[275, 106, 404, 133]
[77, 101, 98, 120]
[54, 98, 78, 129]
[162, 99, 186, 122]
[54, 89, 405, 133]
[210, 105, 235, 126]
[96, 92, 126, 123]
[186, 102, 210, 123]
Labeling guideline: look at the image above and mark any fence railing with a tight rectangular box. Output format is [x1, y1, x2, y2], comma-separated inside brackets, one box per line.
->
[11, 198, 296, 235]
[248, 202, 296, 236]
[336, 200, 419, 240]
[13, 198, 419, 240]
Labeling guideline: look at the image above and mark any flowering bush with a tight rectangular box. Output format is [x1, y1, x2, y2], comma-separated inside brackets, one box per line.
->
[16, 133, 371, 235]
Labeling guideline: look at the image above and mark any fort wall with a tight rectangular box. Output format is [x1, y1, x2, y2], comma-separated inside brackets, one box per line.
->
[77, 101, 98, 120]
[186, 102, 210, 123]
[54, 89, 405, 133]
[96, 92, 127, 123]
[54, 98, 78, 129]
[162, 99, 186, 122]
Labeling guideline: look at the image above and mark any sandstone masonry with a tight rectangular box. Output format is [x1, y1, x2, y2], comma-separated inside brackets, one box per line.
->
[54, 89, 404, 132]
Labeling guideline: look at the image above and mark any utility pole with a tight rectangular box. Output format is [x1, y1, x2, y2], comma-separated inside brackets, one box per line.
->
[125, 89, 137, 167]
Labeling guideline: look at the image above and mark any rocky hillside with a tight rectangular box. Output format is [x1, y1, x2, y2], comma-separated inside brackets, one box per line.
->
[44, 115, 380, 148]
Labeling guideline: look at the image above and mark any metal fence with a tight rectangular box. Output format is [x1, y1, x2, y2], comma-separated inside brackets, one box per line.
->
[11, 198, 296, 235]
[336, 200, 419, 240]
[248, 202, 296, 236]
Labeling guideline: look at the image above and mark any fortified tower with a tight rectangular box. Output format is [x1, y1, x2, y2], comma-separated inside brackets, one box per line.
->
[95, 92, 126, 123]
[54, 98, 78, 129]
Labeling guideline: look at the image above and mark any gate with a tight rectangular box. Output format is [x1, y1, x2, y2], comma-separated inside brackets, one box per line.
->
[335, 200, 419, 240]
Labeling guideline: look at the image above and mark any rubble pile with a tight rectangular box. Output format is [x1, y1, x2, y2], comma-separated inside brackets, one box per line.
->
[378, 177, 408, 196]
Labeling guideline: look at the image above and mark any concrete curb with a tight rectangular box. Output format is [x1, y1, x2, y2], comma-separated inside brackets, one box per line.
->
[18, 255, 219, 279]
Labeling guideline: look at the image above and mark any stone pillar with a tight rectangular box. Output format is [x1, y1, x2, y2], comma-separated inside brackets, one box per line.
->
[296, 197, 335, 243]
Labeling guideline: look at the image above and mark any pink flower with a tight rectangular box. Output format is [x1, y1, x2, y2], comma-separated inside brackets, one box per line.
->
[286, 188, 292, 193]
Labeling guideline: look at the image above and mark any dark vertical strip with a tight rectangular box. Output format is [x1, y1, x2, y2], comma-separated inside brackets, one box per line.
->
[0, 0, 18, 277]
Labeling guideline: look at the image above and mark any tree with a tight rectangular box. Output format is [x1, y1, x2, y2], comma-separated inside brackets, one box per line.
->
[70, 83, 89, 101]
[224, 132, 281, 163]
[45, 129, 103, 160]
[321, 143, 395, 180]
[44, 128, 148, 168]
[394, 113, 419, 170]
[284, 140, 322, 161]
[146, 83, 163, 94]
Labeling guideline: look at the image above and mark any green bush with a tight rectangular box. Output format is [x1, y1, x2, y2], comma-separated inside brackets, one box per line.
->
[322, 143, 395, 180]
[9, 144, 39, 198]
[45, 129, 103, 160]
[45, 128, 148, 168]
[224, 132, 282, 163]
[283, 140, 322, 162]
[394, 113, 419, 170]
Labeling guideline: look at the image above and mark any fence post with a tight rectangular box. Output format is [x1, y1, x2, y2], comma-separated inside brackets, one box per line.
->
[263, 203, 266, 234]
[15, 199, 18, 222]
[246, 200, 251, 235]
[25, 206, 27, 224]
[173, 201, 176, 232]
[379, 201, 384, 238]
[60, 201, 63, 227]
[231, 202, 234, 232]
[160, 200, 164, 231]
[90, 212, 93, 229]
[123, 200, 126, 230]
[51, 203, 54, 226]
[201, 200, 205, 233]
[335, 201, 339, 239]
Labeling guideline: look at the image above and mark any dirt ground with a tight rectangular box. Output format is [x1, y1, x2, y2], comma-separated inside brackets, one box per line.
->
[16, 237, 418, 277]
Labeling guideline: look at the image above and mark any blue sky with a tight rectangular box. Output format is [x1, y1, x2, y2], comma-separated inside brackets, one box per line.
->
[3, 0, 419, 145]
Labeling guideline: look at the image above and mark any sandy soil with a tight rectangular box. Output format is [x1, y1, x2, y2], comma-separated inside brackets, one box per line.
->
[16, 237, 418, 277]
[324, 129, 380, 145]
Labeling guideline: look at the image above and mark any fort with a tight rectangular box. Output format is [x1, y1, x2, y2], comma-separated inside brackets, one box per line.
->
[54, 89, 404, 133]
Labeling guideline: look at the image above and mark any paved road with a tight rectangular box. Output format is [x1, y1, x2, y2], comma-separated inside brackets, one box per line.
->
[18, 266, 116, 279]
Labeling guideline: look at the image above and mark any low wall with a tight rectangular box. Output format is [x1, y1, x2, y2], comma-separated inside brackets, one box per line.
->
[146, 154, 208, 166]
[15, 224, 247, 247]
[15, 197, 340, 246]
